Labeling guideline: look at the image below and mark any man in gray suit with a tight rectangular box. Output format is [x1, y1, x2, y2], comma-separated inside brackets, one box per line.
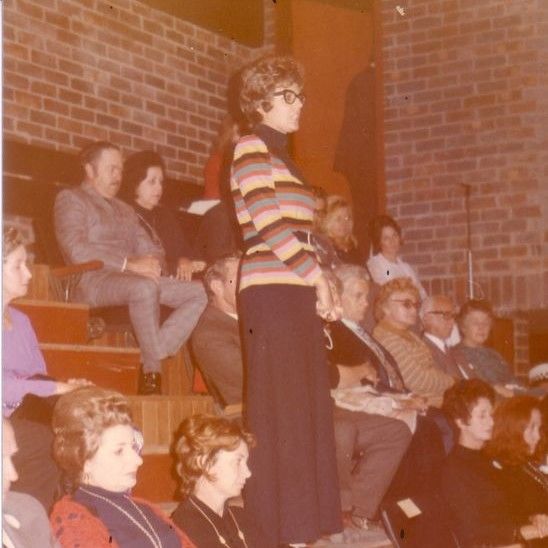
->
[54, 141, 207, 394]
[191, 255, 243, 406]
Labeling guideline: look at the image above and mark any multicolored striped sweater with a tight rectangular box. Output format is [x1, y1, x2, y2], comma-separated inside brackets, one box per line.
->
[231, 127, 322, 291]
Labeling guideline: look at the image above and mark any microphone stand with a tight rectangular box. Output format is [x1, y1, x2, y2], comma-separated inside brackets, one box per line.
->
[461, 183, 475, 299]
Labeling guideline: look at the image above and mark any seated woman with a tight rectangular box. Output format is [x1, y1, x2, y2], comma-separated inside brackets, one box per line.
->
[485, 396, 548, 522]
[171, 414, 260, 547]
[320, 196, 363, 265]
[441, 379, 548, 546]
[121, 150, 205, 280]
[50, 387, 193, 547]
[373, 277, 454, 407]
[453, 299, 529, 393]
[366, 214, 427, 299]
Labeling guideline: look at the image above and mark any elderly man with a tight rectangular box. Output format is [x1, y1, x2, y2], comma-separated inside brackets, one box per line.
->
[191, 255, 243, 406]
[420, 295, 474, 380]
[54, 141, 207, 394]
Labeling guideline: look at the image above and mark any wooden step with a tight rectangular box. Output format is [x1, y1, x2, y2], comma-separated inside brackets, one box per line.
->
[13, 298, 89, 344]
[40, 343, 141, 394]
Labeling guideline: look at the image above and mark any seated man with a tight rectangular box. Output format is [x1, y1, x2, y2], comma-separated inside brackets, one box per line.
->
[54, 141, 207, 394]
[2, 419, 58, 548]
[191, 255, 242, 406]
[373, 278, 455, 407]
[420, 295, 475, 380]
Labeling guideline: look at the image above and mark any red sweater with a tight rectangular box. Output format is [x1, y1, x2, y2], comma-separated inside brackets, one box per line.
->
[50, 495, 196, 548]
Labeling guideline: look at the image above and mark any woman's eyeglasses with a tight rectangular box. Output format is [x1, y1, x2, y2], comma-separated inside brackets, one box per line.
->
[273, 89, 306, 105]
[391, 298, 420, 310]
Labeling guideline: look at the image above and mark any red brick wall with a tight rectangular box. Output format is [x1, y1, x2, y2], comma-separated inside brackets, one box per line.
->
[3, 0, 274, 184]
[380, 0, 547, 320]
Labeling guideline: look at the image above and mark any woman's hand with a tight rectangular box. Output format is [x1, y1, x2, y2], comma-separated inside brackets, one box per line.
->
[55, 378, 94, 395]
[530, 515, 548, 538]
[314, 275, 340, 322]
[176, 258, 194, 282]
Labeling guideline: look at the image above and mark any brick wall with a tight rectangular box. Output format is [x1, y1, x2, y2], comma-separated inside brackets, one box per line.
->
[380, 0, 547, 320]
[3, 0, 275, 184]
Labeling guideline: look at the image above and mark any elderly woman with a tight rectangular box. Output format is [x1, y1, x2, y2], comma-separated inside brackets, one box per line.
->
[50, 387, 193, 547]
[366, 214, 427, 299]
[121, 150, 205, 281]
[171, 414, 259, 546]
[320, 196, 363, 265]
[373, 277, 454, 407]
[485, 397, 548, 522]
[231, 55, 342, 546]
[442, 380, 548, 546]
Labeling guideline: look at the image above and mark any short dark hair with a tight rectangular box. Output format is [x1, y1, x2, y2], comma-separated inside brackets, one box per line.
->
[79, 141, 120, 168]
[457, 299, 494, 326]
[121, 150, 165, 202]
[442, 379, 495, 426]
[239, 55, 304, 125]
[370, 214, 402, 254]
[203, 254, 241, 299]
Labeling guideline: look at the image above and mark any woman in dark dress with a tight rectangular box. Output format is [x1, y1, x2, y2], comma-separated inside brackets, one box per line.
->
[121, 150, 205, 280]
[441, 379, 548, 546]
[172, 414, 260, 547]
[231, 55, 342, 547]
[485, 396, 548, 525]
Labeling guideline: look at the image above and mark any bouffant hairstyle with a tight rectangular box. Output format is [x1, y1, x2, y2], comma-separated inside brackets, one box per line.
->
[442, 379, 495, 426]
[202, 253, 241, 299]
[485, 396, 542, 466]
[3, 226, 25, 259]
[52, 387, 133, 488]
[121, 150, 165, 203]
[79, 140, 119, 168]
[239, 55, 304, 125]
[174, 414, 255, 497]
[457, 299, 494, 327]
[321, 196, 356, 245]
[374, 277, 420, 322]
[370, 214, 402, 255]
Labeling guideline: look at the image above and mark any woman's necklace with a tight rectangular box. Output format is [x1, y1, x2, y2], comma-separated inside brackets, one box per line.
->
[189, 497, 248, 548]
[79, 488, 163, 548]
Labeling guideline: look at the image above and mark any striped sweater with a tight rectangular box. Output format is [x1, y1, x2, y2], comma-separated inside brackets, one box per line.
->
[373, 320, 454, 406]
[231, 128, 322, 291]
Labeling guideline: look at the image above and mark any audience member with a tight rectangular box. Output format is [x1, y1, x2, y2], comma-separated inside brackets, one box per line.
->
[50, 387, 193, 547]
[171, 414, 260, 547]
[54, 141, 207, 394]
[485, 396, 548, 522]
[367, 214, 427, 299]
[231, 55, 342, 546]
[454, 299, 539, 396]
[421, 295, 475, 379]
[2, 225, 86, 510]
[121, 150, 205, 280]
[441, 379, 548, 546]
[320, 196, 363, 265]
[2, 418, 59, 548]
[373, 278, 454, 406]
[191, 255, 243, 406]
[529, 363, 548, 391]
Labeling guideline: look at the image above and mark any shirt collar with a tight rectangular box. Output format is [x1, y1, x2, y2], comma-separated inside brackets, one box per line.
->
[424, 332, 446, 353]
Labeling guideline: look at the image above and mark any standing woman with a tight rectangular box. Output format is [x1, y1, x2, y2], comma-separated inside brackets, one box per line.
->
[231, 56, 342, 547]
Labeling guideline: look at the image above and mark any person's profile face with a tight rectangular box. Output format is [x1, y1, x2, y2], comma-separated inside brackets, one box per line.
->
[258, 82, 304, 134]
[135, 166, 164, 210]
[2, 422, 19, 500]
[457, 397, 494, 448]
[328, 206, 353, 240]
[523, 408, 542, 455]
[3, 244, 32, 304]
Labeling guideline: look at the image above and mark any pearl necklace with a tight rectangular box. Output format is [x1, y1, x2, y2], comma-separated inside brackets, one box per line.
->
[79, 488, 163, 548]
[189, 497, 248, 548]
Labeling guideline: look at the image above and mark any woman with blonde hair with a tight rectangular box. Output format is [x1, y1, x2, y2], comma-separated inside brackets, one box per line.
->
[50, 387, 193, 547]
[171, 414, 259, 547]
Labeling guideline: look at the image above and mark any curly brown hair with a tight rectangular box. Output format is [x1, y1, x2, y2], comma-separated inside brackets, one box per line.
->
[485, 396, 542, 466]
[442, 379, 495, 425]
[369, 214, 402, 255]
[374, 277, 420, 322]
[174, 414, 255, 497]
[3, 226, 26, 260]
[52, 387, 133, 489]
[239, 55, 304, 125]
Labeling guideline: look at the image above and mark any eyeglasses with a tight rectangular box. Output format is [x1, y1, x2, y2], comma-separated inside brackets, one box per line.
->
[391, 299, 420, 310]
[273, 89, 306, 105]
[426, 310, 456, 320]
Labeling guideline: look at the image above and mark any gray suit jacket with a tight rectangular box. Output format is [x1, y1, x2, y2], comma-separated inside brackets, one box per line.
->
[3, 491, 59, 548]
[422, 335, 476, 380]
[191, 304, 243, 405]
[54, 182, 163, 301]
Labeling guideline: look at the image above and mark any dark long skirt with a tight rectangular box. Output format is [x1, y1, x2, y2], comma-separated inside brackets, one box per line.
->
[239, 284, 342, 547]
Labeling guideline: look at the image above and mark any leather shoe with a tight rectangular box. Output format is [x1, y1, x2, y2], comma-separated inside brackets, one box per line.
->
[138, 372, 162, 395]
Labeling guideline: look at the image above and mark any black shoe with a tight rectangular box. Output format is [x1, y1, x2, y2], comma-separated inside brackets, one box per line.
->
[138, 372, 162, 395]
